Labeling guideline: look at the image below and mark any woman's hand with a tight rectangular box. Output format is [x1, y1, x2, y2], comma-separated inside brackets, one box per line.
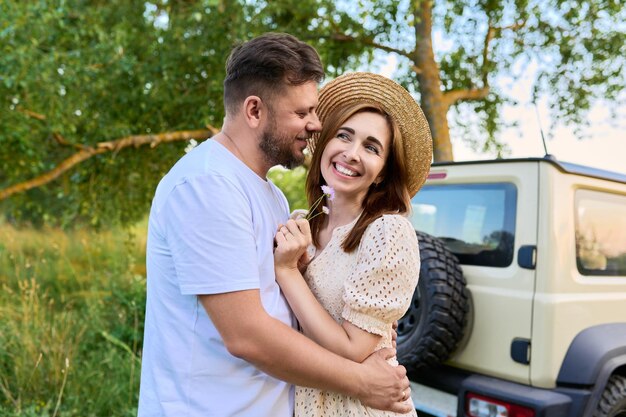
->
[274, 218, 312, 278]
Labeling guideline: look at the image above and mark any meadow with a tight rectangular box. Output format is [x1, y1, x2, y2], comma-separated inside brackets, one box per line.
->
[0, 220, 147, 416]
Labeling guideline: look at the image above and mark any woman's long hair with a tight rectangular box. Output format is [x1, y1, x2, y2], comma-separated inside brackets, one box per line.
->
[306, 102, 412, 252]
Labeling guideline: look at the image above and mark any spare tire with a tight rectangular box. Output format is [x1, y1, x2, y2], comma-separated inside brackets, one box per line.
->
[397, 230, 470, 371]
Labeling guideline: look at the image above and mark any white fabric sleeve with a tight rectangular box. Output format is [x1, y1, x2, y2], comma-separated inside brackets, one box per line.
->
[161, 174, 260, 295]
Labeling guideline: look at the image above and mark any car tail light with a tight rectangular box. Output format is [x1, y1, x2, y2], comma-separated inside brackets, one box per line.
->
[427, 171, 447, 180]
[466, 393, 535, 417]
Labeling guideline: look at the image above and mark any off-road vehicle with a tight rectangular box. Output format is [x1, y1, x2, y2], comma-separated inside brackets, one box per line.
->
[397, 157, 626, 417]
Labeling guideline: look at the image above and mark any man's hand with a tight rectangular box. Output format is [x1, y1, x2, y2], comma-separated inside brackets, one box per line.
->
[355, 348, 412, 413]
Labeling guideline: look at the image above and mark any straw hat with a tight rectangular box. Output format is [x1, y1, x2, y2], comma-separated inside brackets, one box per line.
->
[312, 72, 433, 197]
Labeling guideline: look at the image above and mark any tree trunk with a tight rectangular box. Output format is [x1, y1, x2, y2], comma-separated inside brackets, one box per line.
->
[413, 0, 454, 162]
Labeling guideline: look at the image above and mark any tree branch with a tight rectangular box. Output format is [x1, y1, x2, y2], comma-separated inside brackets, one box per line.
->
[442, 87, 490, 107]
[52, 132, 88, 150]
[482, 25, 496, 86]
[443, 19, 525, 108]
[97, 126, 218, 151]
[499, 21, 526, 32]
[410, 64, 423, 75]
[312, 33, 420, 72]
[16, 107, 47, 121]
[481, 20, 526, 86]
[0, 127, 218, 201]
[333, 33, 411, 57]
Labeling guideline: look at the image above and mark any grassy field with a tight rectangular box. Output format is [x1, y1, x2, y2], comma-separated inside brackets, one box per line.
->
[0, 220, 147, 416]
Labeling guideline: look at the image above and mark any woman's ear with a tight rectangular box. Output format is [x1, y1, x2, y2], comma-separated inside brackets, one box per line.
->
[243, 96, 264, 128]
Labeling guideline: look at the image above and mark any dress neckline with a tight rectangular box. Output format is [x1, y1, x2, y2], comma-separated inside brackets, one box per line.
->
[308, 215, 360, 266]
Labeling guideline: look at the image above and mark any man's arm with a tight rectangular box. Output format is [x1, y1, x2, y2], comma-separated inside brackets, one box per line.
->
[199, 290, 412, 413]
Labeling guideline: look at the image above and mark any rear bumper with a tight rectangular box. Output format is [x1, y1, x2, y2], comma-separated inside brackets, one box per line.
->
[410, 366, 592, 417]
[459, 374, 590, 416]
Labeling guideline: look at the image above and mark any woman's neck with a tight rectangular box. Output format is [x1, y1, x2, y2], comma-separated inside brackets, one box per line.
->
[324, 193, 364, 230]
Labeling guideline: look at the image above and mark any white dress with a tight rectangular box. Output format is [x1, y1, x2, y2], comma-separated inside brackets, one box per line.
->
[295, 214, 420, 417]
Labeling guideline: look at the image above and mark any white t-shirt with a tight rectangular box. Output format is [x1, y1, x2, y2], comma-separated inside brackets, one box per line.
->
[138, 140, 295, 417]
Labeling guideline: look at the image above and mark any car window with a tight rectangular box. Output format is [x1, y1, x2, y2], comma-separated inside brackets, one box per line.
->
[575, 190, 626, 276]
[410, 183, 517, 267]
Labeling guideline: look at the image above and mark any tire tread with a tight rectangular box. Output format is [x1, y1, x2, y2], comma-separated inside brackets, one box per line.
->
[397, 231, 470, 371]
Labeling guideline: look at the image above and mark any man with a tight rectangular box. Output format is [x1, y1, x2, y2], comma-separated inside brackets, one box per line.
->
[137, 32, 412, 416]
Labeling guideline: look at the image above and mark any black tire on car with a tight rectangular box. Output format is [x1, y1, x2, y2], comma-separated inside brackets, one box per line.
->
[397, 230, 470, 372]
[594, 374, 626, 417]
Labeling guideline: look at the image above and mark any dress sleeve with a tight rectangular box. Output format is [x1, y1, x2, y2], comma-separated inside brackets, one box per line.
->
[341, 215, 421, 336]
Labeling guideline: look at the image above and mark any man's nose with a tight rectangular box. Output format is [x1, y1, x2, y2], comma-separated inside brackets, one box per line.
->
[307, 112, 322, 132]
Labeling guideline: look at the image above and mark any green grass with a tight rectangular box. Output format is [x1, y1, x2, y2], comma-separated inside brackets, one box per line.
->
[0, 220, 147, 416]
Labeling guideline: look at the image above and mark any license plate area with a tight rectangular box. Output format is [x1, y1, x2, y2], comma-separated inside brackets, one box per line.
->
[410, 381, 458, 417]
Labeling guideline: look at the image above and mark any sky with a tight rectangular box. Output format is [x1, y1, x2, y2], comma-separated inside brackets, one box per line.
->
[375, 56, 626, 176]
[452, 100, 626, 175]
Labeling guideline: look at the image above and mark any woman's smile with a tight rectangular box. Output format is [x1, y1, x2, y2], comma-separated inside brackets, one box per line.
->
[333, 162, 360, 177]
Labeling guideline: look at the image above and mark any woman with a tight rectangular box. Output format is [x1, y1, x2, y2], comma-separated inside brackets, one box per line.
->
[274, 72, 433, 416]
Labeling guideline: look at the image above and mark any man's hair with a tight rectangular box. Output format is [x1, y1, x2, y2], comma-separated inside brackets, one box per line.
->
[223, 33, 324, 114]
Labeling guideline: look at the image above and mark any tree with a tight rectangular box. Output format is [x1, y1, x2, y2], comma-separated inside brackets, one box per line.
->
[258, 0, 625, 160]
[1, 0, 247, 226]
[1, 0, 623, 226]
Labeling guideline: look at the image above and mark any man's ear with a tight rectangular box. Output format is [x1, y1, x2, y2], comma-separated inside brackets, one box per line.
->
[243, 96, 265, 128]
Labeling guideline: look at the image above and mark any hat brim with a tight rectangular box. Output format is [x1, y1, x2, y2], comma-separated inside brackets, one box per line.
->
[311, 72, 433, 197]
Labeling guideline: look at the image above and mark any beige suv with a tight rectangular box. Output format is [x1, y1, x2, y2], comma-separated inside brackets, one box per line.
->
[397, 157, 626, 417]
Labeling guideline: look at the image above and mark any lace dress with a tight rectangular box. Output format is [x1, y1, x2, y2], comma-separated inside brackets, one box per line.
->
[296, 214, 420, 417]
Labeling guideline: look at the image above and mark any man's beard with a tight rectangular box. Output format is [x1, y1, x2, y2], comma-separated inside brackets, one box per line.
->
[259, 116, 307, 169]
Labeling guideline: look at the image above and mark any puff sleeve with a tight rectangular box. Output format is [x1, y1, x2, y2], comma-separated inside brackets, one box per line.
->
[341, 215, 421, 336]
